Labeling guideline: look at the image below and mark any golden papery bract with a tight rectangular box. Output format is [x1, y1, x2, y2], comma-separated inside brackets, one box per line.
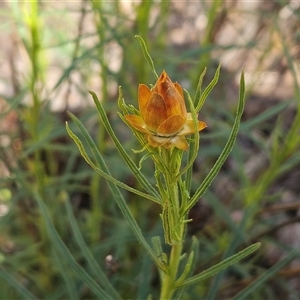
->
[139, 71, 187, 135]
[125, 71, 207, 150]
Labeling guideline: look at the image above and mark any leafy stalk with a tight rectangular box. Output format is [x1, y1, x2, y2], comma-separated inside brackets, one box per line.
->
[90, 91, 161, 200]
[66, 119, 160, 204]
[66, 117, 167, 273]
[183, 71, 245, 216]
[232, 248, 297, 300]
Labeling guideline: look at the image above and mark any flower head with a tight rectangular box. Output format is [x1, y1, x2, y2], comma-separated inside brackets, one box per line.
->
[125, 71, 207, 150]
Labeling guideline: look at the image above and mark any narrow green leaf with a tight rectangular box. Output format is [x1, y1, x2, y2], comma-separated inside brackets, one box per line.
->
[194, 67, 207, 107]
[0, 267, 39, 300]
[35, 193, 114, 300]
[66, 118, 167, 273]
[64, 199, 122, 300]
[183, 71, 245, 215]
[240, 101, 290, 131]
[206, 190, 247, 243]
[151, 236, 163, 258]
[175, 236, 199, 298]
[175, 242, 260, 289]
[196, 63, 221, 112]
[135, 35, 158, 79]
[176, 250, 195, 284]
[66, 120, 160, 204]
[181, 90, 200, 191]
[90, 91, 161, 201]
[232, 249, 298, 300]
[52, 250, 79, 300]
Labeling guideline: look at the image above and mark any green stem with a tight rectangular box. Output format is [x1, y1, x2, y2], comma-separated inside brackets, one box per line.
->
[159, 148, 186, 299]
[160, 242, 183, 300]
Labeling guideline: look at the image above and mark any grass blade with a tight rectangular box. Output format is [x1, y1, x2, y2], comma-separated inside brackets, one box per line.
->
[35, 193, 114, 300]
[0, 267, 39, 300]
[232, 249, 298, 300]
[64, 198, 122, 300]
[52, 250, 79, 300]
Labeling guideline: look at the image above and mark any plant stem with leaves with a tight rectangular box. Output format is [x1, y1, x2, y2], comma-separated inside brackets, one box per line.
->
[66, 36, 260, 299]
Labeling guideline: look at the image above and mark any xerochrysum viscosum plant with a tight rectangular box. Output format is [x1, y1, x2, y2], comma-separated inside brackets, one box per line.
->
[66, 36, 259, 300]
[119, 69, 207, 246]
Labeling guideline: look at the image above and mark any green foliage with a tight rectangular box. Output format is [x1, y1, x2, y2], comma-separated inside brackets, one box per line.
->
[1, 1, 300, 299]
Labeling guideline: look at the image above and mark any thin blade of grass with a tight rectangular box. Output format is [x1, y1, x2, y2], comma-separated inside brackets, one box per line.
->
[232, 249, 298, 300]
[64, 198, 122, 300]
[206, 190, 247, 243]
[35, 193, 114, 300]
[0, 267, 39, 300]
[241, 101, 290, 131]
[52, 250, 79, 300]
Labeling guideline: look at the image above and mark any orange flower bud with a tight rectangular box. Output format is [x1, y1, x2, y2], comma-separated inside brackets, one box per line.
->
[139, 71, 187, 135]
[125, 71, 207, 150]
